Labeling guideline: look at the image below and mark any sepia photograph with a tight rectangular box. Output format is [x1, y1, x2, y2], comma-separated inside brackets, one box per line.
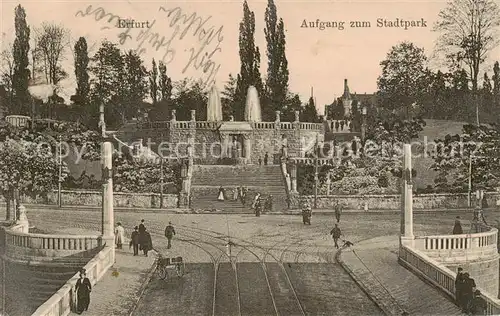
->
[1, 0, 500, 315]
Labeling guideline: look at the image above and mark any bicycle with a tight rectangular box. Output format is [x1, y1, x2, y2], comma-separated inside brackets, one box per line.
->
[155, 253, 185, 280]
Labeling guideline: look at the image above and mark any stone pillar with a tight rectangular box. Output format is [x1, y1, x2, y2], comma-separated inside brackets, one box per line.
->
[290, 162, 298, 193]
[243, 134, 251, 162]
[294, 111, 300, 123]
[401, 144, 414, 242]
[101, 139, 115, 258]
[191, 110, 196, 121]
[171, 110, 176, 122]
[220, 134, 228, 159]
[275, 111, 281, 122]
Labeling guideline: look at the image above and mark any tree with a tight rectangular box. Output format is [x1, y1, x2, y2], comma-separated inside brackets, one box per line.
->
[0, 45, 15, 112]
[89, 41, 125, 127]
[12, 4, 31, 115]
[301, 96, 319, 122]
[493, 61, 500, 105]
[150, 58, 158, 105]
[34, 23, 69, 85]
[71, 37, 90, 105]
[0, 136, 69, 219]
[377, 42, 429, 119]
[433, 0, 500, 124]
[221, 74, 237, 120]
[171, 79, 208, 120]
[264, 0, 289, 120]
[481, 72, 493, 116]
[234, 0, 263, 120]
[122, 50, 148, 121]
[158, 61, 172, 102]
[431, 124, 500, 192]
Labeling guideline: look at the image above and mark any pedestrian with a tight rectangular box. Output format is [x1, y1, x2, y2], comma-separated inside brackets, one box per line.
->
[453, 216, 463, 235]
[138, 219, 146, 234]
[469, 289, 487, 315]
[140, 228, 153, 257]
[252, 193, 261, 209]
[129, 226, 140, 256]
[264, 152, 269, 165]
[217, 186, 225, 201]
[258, 157, 262, 165]
[255, 197, 262, 217]
[114, 222, 125, 249]
[165, 221, 176, 249]
[455, 267, 465, 307]
[75, 268, 92, 314]
[330, 224, 342, 249]
[462, 272, 476, 313]
[233, 187, 239, 201]
[335, 201, 342, 223]
[240, 187, 247, 206]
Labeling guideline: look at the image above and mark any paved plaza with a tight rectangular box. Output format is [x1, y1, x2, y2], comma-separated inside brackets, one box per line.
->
[9, 207, 486, 315]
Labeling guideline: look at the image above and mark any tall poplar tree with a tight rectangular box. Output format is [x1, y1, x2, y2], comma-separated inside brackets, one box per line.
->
[158, 61, 172, 102]
[150, 58, 158, 104]
[12, 4, 31, 115]
[235, 0, 263, 120]
[492, 61, 500, 105]
[72, 37, 89, 105]
[264, 0, 289, 121]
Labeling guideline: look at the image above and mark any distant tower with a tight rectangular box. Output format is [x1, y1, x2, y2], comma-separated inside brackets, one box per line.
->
[342, 79, 352, 118]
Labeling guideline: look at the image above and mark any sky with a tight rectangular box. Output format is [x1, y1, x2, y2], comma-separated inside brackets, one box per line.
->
[2, 0, 500, 115]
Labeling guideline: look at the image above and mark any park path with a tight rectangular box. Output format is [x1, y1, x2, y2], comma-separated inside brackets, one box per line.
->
[59, 228, 156, 316]
[338, 235, 463, 316]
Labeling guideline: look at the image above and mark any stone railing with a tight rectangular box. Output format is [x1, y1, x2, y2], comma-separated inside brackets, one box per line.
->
[5, 228, 102, 262]
[290, 157, 340, 166]
[399, 244, 500, 314]
[136, 120, 327, 132]
[31, 245, 114, 316]
[327, 120, 352, 133]
[413, 227, 498, 263]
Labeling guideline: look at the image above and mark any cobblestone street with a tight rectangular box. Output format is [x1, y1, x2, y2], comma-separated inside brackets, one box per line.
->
[7, 207, 482, 315]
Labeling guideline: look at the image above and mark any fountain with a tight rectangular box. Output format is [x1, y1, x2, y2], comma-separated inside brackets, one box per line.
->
[207, 85, 222, 121]
[244, 86, 261, 122]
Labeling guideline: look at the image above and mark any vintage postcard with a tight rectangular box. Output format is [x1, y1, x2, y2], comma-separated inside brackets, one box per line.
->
[1, 0, 500, 315]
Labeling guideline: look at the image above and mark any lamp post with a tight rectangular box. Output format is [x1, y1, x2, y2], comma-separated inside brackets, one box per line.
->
[160, 157, 164, 209]
[57, 135, 62, 208]
[314, 134, 320, 209]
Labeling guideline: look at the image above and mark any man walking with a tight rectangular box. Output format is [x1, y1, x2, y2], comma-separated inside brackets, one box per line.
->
[335, 202, 343, 223]
[129, 226, 140, 256]
[330, 224, 342, 249]
[165, 222, 176, 249]
[139, 219, 146, 233]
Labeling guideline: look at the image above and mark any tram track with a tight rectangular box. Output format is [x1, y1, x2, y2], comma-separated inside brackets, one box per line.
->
[178, 225, 307, 316]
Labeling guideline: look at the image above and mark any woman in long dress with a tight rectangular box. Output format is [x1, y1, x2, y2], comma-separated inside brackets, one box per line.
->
[75, 268, 92, 314]
[115, 222, 125, 249]
[233, 188, 239, 201]
[218, 186, 225, 201]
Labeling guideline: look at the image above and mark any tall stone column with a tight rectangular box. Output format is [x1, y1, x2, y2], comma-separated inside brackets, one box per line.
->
[100, 103, 115, 262]
[401, 144, 414, 243]
[290, 162, 298, 193]
[243, 134, 251, 163]
[220, 134, 228, 159]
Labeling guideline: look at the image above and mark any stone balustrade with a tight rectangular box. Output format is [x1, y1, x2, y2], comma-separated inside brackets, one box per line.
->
[327, 120, 352, 133]
[5, 228, 102, 262]
[412, 227, 498, 263]
[290, 157, 340, 166]
[399, 244, 500, 315]
[137, 120, 325, 131]
[31, 245, 114, 316]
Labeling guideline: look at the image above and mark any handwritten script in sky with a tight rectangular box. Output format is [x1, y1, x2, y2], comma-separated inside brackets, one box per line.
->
[75, 5, 223, 88]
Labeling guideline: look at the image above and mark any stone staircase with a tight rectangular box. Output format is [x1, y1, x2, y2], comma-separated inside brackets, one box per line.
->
[190, 165, 288, 212]
[4, 250, 99, 316]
